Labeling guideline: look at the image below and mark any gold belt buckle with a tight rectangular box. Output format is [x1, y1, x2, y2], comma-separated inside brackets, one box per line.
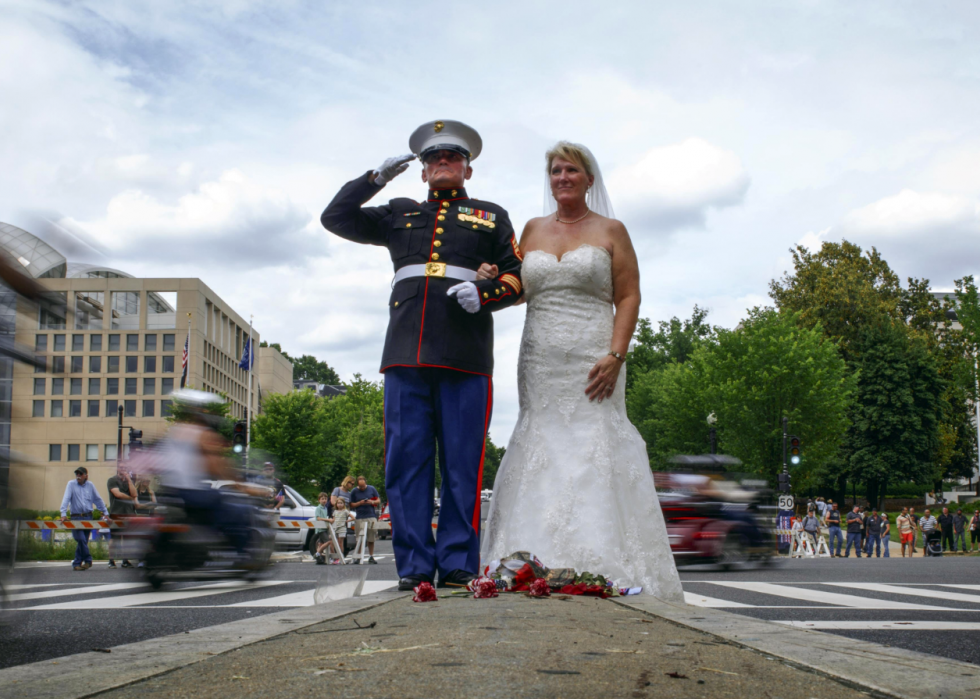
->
[425, 262, 446, 277]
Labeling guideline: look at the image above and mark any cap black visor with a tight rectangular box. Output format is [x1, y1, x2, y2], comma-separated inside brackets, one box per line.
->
[420, 145, 471, 162]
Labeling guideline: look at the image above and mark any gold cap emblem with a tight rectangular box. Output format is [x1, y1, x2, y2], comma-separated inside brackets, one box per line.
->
[434, 121, 444, 133]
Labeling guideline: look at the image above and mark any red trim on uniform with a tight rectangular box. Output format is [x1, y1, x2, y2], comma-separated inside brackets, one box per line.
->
[381, 363, 492, 379]
[472, 378, 493, 533]
[417, 276, 430, 364]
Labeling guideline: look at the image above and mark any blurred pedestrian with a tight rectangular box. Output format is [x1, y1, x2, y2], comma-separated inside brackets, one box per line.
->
[325, 498, 353, 563]
[313, 492, 332, 564]
[262, 462, 285, 510]
[59, 467, 109, 571]
[349, 476, 380, 564]
[952, 509, 968, 553]
[331, 476, 355, 510]
[880, 512, 890, 558]
[106, 465, 138, 569]
[801, 509, 821, 551]
[897, 508, 914, 558]
[864, 507, 883, 558]
[824, 501, 843, 557]
[970, 510, 980, 553]
[938, 507, 954, 552]
[908, 507, 920, 554]
[919, 509, 939, 556]
[844, 505, 863, 558]
[135, 477, 156, 509]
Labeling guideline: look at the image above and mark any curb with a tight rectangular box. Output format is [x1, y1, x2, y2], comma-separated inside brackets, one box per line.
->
[614, 596, 980, 699]
[0, 589, 409, 699]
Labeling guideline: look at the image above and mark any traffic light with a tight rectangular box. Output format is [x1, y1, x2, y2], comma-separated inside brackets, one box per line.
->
[128, 428, 143, 455]
[777, 472, 791, 493]
[789, 435, 801, 465]
[232, 421, 247, 454]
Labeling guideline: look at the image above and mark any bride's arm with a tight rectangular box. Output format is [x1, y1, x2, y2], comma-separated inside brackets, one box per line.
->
[475, 222, 536, 305]
[585, 221, 640, 403]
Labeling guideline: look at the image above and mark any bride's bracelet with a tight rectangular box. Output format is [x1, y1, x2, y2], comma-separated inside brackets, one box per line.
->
[608, 351, 626, 362]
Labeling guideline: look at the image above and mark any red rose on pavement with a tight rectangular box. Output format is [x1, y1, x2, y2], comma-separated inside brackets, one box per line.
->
[413, 581, 437, 602]
[474, 579, 499, 598]
[512, 563, 536, 587]
[528, 578, 551, 597]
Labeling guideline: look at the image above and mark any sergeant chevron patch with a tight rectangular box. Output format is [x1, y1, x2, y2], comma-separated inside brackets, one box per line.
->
[510, 236, 524, 261]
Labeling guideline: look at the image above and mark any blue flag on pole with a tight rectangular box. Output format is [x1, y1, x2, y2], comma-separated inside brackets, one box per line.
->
[239, 337, 254, 370]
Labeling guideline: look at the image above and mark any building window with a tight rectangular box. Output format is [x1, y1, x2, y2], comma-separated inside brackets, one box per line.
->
[163, 356, 175, 373]
[34, 356, 46, 373]
[74, 291, 104, 330]
[106, 378, 118, 395]
[142, 356, 156, 373]
[51, 400, 63, 417]
[162, 377, 174, 395]
[33, 378, 45, 395]
[90, 334, 103, 351]
[32, 400, 44, 417]
[86, 444, 99, 461]
[53, 334, 66, 352]
[110, 292, 140, 330]
[49, 444, 62, 461]
[70, 356, 83, 373]
[35, 335, 47, 351]
[106, 400, 118, 417]
[52, 377, 64, 395]
[126, 334, 139, 351]
[124, 377, 136, 395]
[108, 334, 120, 352]
[142, 400, 155, 417]
[125, 356, 137, 372]
[71, 334, 84, 352]
[161, 399, 174, 416]
[145, 334, 157, 351]
[87, 400, 100, 417]
[67, 444, 80, 462]
[69, 400, 81, 417]
[39, 292, 67, 330]
[147, 292, 177, 329]
[163, 334, 175, 352]
[52, 356, 65, 373]
[107, 356, 119, 373]
[143, 378, 155, 395]
[105, 444, 117, 461]
[124, 400, 136, 417]
[89, 356, 101, 373]
[70, 378, 82, 395]
[88, 378, 100, 395]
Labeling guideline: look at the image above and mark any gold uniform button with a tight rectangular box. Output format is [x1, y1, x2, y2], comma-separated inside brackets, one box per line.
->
[483, 292, 489, 299]
[406, 223, 412, 228]
[438, 215, 445, 221]
[436, 227, 444, 234]
[432, 191, 439, 197]
[433, 241, 442, 247]
[442, 201, 450, 207]
[495, 289, 500, 295]
[394, 302, 399, 307]
[472, 224, 478, 229]
[451, 190, 457, 196]
[431, 253, 440, 261]
[440, 209, 448, 214]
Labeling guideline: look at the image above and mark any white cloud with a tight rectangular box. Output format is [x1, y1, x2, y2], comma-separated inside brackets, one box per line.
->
[608, 138, 750, 232]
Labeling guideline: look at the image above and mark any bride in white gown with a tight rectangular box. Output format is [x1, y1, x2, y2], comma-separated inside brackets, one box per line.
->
[479, 142, 683, 602]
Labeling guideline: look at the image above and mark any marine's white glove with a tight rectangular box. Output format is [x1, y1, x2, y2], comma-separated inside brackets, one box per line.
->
[372, 154, 416, 186]
[447, 282, 480, 314]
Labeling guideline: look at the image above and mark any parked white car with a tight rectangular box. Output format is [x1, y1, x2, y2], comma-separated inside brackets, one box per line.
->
[209, 480, 316, 550]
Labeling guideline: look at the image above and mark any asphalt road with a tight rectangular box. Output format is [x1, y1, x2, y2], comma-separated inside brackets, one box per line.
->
[2, 544, 979, 670]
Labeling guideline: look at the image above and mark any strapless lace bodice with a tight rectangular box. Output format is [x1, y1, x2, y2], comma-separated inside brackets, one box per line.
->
[482, 245, 684, 601]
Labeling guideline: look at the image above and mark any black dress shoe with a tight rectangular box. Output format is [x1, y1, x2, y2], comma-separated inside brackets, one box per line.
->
[437, 569, 477, 588]
[398, 574, 433, 592]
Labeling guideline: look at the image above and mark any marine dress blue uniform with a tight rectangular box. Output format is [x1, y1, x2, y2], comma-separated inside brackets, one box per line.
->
[321, 134, 523, 582]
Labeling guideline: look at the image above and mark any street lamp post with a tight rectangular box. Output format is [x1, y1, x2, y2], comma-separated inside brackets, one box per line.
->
[707, 412, 718, 455]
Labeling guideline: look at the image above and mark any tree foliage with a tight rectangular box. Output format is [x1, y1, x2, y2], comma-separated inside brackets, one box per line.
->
[625, 306, 717, 396]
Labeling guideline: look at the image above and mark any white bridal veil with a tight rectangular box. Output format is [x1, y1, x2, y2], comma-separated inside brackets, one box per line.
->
[544, 142, 615, 219]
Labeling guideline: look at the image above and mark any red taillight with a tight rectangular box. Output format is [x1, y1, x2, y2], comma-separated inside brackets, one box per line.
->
[693, 531, 723, 540]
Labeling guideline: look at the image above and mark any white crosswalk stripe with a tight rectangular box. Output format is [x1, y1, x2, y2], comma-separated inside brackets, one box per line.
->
[701, 581, 957, 610]
[8, 583, 145, 603]
[823, 582, 980, 605]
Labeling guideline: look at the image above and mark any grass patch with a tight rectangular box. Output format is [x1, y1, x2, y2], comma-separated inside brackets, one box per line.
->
[16, 532, 110, 561]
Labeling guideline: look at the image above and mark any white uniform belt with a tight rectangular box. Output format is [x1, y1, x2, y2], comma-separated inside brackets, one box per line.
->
[392, 263, 478, 285]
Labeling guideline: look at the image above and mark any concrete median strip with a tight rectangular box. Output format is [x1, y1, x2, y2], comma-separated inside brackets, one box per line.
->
[0, 588, 409, 699]
[615, 595, 980, 699]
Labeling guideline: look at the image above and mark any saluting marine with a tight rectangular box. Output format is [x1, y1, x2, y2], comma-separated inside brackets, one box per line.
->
[321, 120, 522, 591]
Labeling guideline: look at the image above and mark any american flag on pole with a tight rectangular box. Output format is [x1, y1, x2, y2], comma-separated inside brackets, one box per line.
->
[180, 330, 189, 388]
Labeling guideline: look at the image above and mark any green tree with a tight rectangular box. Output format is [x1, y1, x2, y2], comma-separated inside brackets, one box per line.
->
[482, 436, 506, 490]
[625, 306, 717, 396]
[252, 390, 330, 497]
[328, 375, 386, 499]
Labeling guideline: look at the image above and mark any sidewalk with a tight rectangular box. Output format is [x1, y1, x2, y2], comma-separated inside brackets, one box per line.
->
[78, 592, 977, 699]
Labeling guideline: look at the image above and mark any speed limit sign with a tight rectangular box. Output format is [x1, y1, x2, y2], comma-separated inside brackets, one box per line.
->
[778, 495, 795, 510]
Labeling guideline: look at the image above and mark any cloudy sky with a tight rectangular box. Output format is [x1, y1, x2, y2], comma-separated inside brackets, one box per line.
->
[2, 1, 979, 442]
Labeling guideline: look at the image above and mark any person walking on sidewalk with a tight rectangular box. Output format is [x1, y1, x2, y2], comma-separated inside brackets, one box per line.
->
[938, 507, 955, 553]
[864, 508, 883, 558]
[844, 505, 863, 558]
[920, 509, 939, 556]
[952, 509, 968, 553]
[350, 476, 380, 564]
[908, 507, 921, 555]
[970, 510, 980, 553]
[59, 467, 109, 571]
[897, 508, 914, 557]
[824, 502, 843, 557]
[106, 465, 138, 569]
[802, 510, 821, 551]
[880, 512, 891, 558]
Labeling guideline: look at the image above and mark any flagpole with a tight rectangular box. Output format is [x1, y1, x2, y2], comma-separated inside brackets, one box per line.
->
[246, 315, 253, 462]
[181, 312, 191, 389]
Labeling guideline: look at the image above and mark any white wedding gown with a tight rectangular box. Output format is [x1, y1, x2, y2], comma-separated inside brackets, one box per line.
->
[482, 244, 684, 602]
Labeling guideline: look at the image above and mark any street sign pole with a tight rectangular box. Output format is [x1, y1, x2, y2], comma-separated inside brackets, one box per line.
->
[777, 416, 792, 555]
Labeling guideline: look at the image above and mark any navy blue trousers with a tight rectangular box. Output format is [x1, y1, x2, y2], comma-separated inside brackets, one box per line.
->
[384, 366, 491, 580]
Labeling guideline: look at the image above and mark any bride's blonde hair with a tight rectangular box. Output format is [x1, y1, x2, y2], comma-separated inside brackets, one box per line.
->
[545, 141, 595, 179]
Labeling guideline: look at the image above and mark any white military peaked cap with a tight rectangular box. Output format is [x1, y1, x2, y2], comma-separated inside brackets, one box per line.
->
[409, 120, 482, 161]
